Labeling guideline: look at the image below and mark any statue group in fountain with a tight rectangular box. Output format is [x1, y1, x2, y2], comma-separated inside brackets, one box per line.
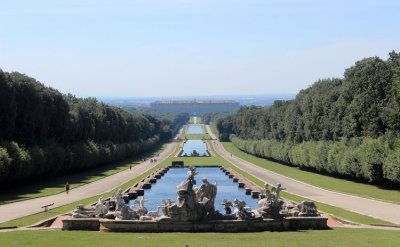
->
[162, 167, 218, 221]
[71, 167, 319, 222]
[221, 182, 319, 220]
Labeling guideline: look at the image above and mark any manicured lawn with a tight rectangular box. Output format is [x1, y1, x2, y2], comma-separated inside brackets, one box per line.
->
[222, 142, 400, 203]
[0, 228, 399, 247]
[0, 143, 166, 204]
[180, 133, 212, 140]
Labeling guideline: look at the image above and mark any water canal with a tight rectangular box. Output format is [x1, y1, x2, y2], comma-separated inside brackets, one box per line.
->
[180, 140, 209, 156]
[186, 124, 204, 134]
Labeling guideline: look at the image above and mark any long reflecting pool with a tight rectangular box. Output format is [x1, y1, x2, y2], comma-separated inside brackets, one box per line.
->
[129, 167, 259, 213]
[181, 140, 209, 156]
[186, 124, 204, 134]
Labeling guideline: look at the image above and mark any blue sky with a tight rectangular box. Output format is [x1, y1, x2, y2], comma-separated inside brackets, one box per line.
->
[1, 0, 400, 97]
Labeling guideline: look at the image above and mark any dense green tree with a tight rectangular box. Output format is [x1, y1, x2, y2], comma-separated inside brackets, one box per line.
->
[218, 52, 400, 185]
[0, 70, 17, 140]
[0, 70, 187, 184]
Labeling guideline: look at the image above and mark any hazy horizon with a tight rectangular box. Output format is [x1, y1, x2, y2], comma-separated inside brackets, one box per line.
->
[98, 93, 296, 108]
[97, 93, 296, 100]
[1, 0, 400, 98]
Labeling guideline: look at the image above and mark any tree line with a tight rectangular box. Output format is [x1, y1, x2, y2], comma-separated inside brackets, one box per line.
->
[217, 51, 400, 186]
[0, 71, 189, 184]
[121, 106, 190, 141]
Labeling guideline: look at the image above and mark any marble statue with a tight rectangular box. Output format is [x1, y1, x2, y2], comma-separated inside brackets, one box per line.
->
[109, 188, 125, 212]
[297, 201, 319, 216]
[140, 196, 148, 210]
[163, 167, 218, 221]
[196, 177, 217, 212]
[72, 204, 95, 218]
[95, 197, 109, 217]
[258, 183, 273, 208]
[233, 199, 258, 220]
[220, 199, 233, 215]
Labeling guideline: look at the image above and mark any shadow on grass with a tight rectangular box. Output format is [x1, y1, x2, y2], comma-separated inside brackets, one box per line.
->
[0, 143, 165, 204]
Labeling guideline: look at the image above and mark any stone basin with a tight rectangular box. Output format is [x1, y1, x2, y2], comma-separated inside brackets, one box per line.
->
[96, 217, 328, 232]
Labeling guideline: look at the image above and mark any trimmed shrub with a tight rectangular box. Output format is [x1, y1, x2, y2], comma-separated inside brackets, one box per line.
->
[230, 134, 399, 185]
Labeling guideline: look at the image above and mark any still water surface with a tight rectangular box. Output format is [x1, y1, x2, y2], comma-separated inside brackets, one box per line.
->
[129, 167, 259, 213]
[181, 140, 209, 156]
[186, 124, 204, 134]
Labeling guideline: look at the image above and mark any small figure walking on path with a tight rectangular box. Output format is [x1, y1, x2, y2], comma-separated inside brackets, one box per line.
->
[65, 181, 70, 195]
[129, 164, 132, 171]
[230, 153, 232, 157]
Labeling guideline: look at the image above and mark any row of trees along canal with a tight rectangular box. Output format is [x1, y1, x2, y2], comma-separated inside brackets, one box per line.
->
[0, 70, 189, 185]
[217, 51, 400, 187]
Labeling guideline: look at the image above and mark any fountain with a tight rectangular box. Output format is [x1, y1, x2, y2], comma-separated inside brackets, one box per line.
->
[62, 166, 327, 232]
[179, 140, 209, 157]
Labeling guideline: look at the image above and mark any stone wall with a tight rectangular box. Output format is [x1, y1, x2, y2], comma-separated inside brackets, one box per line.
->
[97, 217, 328, 232]
[62, 218, 100, 231]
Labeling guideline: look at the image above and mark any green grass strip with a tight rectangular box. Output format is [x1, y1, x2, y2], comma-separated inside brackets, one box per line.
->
[1, 228, 400, 247]
[180, 134, 212, 140]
